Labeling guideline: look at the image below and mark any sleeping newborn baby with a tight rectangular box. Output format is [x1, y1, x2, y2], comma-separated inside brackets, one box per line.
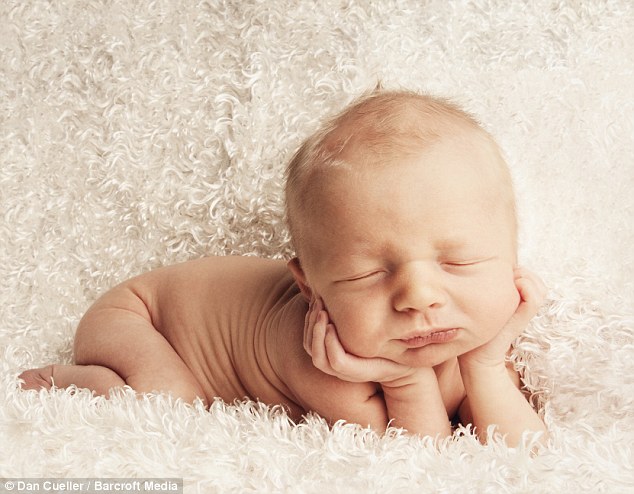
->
[20, 90, 547, 445]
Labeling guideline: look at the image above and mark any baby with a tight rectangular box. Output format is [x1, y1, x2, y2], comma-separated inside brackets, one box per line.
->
[20, 90, 547, 445]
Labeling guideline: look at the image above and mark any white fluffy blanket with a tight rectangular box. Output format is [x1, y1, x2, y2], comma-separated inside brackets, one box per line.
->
[1, 0, 632, 492]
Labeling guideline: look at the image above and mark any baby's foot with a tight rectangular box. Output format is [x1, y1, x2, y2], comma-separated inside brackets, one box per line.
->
[18, 365, 55, 390]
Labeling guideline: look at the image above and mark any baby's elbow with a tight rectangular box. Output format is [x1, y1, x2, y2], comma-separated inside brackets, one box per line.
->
[348, 394, 389, 433]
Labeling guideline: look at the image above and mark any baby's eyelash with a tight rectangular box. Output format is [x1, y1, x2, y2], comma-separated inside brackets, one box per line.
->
[342, 270, 384, 282]
[441, 256, 496, 267]
[443, 260, 479, 266]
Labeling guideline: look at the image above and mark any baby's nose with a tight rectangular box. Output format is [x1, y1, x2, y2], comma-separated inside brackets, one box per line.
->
[392, 263, 447, 313]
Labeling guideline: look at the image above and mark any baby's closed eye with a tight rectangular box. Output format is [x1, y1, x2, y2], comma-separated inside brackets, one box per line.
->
[439, 256, 497, 272]
[338, 270, 387, 282]
[442, 260, 480, 266]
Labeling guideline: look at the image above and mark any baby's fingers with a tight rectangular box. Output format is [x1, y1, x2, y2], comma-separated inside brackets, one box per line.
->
[309, 319, 369, 382]
[322, 324, 364, 380]
[323, 326, 412, 383]
[304, 297, 329, 357]
[303, 297, 318, 356]
[515, 268, 547, 304]
[304, 303, 414, 383]
[315, 321, 370, 382]
[513, 268, 547, 322]
[309, 309, 331, 372]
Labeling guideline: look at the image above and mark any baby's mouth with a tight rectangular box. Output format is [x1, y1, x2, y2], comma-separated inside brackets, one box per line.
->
[400, 328, 459, 348]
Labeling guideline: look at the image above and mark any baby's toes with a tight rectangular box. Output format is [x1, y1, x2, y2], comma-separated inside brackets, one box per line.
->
[18, 366, 54, 390]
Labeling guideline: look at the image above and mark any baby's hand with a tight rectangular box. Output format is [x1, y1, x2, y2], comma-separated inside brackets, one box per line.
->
[459, 267, 547, 370]
[304, 298, 415, 384]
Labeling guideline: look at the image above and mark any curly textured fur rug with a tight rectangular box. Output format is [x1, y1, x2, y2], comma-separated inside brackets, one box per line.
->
[1, 0, 633, 492]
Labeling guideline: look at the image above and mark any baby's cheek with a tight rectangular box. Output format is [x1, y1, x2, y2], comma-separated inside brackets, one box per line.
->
[321, 298, 353, 338]
[331, 313, 365, 353]
[467, 274, 517, 333]
[491, 277, 521, 326]
[327, 302, 378, 357]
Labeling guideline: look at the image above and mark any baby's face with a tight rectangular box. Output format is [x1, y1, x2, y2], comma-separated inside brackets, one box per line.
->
[297, 133, 520, 368]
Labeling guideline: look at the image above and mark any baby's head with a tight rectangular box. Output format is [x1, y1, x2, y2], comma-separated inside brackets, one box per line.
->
[285, 90, 520, 367]
[286, 90, 516, 261]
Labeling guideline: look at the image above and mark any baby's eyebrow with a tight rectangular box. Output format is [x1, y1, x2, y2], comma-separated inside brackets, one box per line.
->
[331, 251, 376, 266]
[435, 238, 468, 251]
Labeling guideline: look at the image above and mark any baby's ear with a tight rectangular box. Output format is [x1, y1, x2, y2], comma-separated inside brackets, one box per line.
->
[287, 258, 313, 302]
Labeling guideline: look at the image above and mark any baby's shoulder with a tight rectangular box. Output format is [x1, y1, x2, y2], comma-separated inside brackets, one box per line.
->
[126, 255, 292, 335]
[131, 255, 289, 291]
[177, 255, 291, 297]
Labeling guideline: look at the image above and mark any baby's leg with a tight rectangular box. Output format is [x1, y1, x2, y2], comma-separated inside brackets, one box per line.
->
[19, 284, 208, 406]
[19, 364, 125, 396]
[73, 318, 208, 405]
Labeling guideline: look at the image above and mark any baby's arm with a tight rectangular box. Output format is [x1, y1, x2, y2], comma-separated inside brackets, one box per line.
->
[305, 299, 451, 437]
[368, 367, 451, 437]
[457, 268, 548, 446]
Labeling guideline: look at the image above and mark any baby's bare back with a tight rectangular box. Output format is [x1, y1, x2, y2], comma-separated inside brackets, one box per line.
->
[148, 257, 305, 407]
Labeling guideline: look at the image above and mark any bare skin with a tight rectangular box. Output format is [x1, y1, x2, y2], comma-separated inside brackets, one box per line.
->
[22, 257, 304, 419]
[19, 256, 468, 427]
[20, 103, 548, 444]
[286, 131, 548, 443]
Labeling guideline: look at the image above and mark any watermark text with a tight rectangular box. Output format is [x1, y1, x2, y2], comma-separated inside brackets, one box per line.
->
[1, 479, 182, 494]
